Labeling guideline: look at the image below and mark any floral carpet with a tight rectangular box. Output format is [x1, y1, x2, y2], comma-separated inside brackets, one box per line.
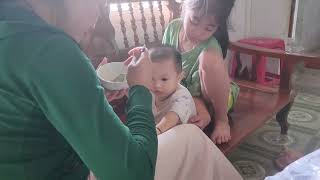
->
[228, 68, 320, 180]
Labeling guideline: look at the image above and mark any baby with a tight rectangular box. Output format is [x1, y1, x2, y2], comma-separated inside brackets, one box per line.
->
[149, 46, 196, 135]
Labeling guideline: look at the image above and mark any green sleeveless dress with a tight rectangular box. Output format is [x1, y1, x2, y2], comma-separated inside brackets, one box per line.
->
[162, 19, 239, 111]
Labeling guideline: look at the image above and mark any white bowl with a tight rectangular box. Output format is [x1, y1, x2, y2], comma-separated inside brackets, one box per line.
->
[96, 62, 129, 90]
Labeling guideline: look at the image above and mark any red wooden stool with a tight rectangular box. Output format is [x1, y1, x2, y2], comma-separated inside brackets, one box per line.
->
[230, 37, 285, 85]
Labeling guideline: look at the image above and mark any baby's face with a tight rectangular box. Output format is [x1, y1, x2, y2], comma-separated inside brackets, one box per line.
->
[151, 59, 182, 101]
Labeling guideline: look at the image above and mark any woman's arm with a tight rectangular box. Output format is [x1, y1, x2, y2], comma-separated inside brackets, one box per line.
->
[199, 48, 230, 121]
[27, 35, 157, 180]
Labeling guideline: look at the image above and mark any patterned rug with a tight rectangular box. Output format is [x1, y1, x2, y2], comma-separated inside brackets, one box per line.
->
[227, 75, 320, 179]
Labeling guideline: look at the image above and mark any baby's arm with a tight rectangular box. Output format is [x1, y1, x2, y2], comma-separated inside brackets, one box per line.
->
[156, 87, 197, 134]
[156, 112, 180, 135]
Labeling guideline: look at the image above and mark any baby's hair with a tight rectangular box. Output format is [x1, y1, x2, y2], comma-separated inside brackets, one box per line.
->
[182, 0, 235, 58]
[149, 45, 182, 73]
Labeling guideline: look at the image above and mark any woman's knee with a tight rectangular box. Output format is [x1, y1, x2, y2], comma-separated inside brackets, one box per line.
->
[174, 124, 209, 144]
[175, 124, 202, 134]
[159, 124, 202, 141]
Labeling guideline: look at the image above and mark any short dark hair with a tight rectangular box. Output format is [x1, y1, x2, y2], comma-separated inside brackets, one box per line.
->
[149, 45, 182, 73]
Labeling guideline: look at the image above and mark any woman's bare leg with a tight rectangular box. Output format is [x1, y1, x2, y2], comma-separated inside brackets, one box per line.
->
[198, 49, 231, 144]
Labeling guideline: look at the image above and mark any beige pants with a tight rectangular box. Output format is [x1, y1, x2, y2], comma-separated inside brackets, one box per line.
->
[89, 124, 243, 180]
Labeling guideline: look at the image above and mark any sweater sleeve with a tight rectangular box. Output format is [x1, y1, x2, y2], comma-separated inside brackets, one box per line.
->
[26, 34, 157, 180]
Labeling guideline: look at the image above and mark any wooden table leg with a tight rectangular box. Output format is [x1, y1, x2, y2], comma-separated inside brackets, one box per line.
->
[276, 102, 293, 134]
[275, 102, 303, 170]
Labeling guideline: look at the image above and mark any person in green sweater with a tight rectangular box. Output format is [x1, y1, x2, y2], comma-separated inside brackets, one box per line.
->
[0, 0, 156, 179]
[0, 0, 243, 180]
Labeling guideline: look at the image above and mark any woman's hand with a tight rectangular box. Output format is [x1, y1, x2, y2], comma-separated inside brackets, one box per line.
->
[188, 97, 211, 129]
[125, 46, 152, 89]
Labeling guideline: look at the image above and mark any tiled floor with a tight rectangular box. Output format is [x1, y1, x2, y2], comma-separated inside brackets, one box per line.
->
[227, 67, 320, 180]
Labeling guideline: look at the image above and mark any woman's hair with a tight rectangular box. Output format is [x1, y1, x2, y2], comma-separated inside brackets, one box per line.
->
[182, 0, 235, 58]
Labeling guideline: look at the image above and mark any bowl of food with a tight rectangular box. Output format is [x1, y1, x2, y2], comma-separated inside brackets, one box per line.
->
[96, 62, 129, 90]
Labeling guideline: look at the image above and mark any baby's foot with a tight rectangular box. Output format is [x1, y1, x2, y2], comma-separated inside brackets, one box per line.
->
[210, 117, 231, 144]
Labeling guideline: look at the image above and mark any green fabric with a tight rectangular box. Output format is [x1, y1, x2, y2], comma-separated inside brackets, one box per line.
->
[229, 82, 240, 111]
[162, 19, 239, 111]
[0, 2, 157, 180]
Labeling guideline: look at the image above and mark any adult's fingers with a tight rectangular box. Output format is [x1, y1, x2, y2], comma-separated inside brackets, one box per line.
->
[128, 46, 145, 56]
[124, 56, 134, 66]
[97, 57, 109, 68]
[136, 49, 149, 63]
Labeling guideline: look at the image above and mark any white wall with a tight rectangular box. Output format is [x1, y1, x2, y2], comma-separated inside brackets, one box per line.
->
[295, 0, 320, 51]
[249, 0, 291, 39]
[228, 0, 251, 41]
[229, 0, 292, 40]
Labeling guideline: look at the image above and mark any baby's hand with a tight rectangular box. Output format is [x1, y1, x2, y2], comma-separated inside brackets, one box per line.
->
[156, 128, 161, 135]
